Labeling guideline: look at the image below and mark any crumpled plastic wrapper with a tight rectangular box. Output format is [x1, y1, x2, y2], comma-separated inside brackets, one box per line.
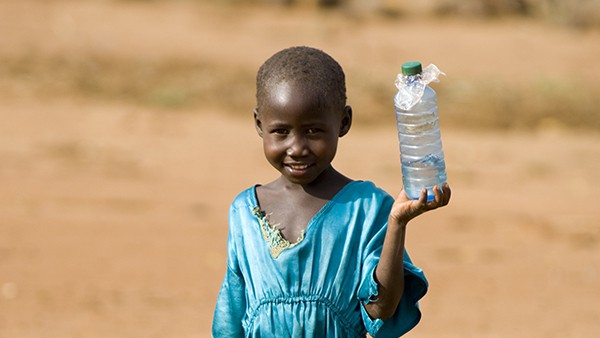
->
[394, 64, 445, 110]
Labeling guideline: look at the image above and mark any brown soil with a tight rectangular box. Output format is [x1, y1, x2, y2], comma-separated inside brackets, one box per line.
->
[1, 1, 599, 337]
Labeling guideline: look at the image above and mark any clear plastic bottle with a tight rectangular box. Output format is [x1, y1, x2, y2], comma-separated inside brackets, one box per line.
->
[394, 61, 447, 201]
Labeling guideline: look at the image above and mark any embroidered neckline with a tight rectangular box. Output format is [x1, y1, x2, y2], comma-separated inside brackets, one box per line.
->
[252, 206, 305, 259]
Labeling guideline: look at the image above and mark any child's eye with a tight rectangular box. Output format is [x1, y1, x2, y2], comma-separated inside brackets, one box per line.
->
[306, 128, 322, 134]
[271, 129, 289, 135]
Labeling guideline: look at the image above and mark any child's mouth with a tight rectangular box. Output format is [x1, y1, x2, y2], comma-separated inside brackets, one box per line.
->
[285, 163, 314, 171]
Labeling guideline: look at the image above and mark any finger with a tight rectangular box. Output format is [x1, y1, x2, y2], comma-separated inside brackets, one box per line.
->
[424, 185, 440, 210]
[394, 189, 411, 205]
[441, 183, 451, 206]
[432, 184, 442, 206]
[416, 188, 428, 211]
[398, 189, 409, 201]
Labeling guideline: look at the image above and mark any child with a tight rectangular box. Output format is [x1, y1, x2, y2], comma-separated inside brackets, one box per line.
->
[212, 46, 451, 337]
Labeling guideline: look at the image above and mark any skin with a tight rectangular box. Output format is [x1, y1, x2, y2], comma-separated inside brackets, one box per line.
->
[254, 79, 451, 320]
[369, 183, 451, 320]
[254, 80, 352, 242]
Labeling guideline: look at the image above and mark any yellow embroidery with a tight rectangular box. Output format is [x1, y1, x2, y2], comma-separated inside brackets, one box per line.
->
[252, 206, 305, 259]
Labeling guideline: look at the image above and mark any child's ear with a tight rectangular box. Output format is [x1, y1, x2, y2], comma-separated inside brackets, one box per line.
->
[254, 108, 264, 137]
[339, 105, 352, 137]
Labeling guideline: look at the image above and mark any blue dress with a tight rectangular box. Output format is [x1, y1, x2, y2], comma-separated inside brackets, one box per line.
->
[212, 181, 428, 337]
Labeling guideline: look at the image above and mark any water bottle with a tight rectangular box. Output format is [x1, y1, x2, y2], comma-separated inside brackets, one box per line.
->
[394, 61, 447, 201]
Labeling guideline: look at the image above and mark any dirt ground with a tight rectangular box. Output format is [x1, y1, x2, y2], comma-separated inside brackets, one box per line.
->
[1, 1, 599, 337]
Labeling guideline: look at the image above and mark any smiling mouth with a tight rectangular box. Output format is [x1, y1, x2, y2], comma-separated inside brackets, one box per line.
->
[285, 163, 314, 170]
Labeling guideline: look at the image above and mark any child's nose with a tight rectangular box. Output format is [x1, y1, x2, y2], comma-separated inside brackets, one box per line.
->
[286, 136, 309, 157]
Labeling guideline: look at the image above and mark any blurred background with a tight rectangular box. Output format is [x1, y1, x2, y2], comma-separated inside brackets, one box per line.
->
[1, 0, 599, 337]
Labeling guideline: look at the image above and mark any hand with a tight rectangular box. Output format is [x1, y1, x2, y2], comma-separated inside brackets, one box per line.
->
[389, 183, 451, 226]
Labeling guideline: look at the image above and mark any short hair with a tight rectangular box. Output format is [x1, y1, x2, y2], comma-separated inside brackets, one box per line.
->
[256, 46, 346, 111]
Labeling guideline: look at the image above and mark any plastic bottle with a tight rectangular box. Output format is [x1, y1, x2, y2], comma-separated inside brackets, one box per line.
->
[394, 61, 447, 201]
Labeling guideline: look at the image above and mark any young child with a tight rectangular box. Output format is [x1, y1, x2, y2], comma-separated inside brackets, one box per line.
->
[212, 46, 451, 337]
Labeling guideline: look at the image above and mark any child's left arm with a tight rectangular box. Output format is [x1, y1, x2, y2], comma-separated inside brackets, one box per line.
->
[364, 183, 451, 320]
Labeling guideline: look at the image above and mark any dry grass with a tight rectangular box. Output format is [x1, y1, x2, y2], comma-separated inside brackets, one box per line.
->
[2, 53, 598, 130]
[0, 54, 255, 110]
[1, 1, 598, 131]
[205, 0, 600, 29]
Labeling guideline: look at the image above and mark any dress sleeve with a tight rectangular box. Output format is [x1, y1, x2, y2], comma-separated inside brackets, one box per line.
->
[212, 206, 247, 338]
[358, 252, 428, 338]
[356, 193, 429, 337]
[212, 265, 246, 337]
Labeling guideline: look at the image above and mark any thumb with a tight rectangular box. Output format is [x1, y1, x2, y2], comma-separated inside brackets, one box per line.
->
[391, 188, 428, 223]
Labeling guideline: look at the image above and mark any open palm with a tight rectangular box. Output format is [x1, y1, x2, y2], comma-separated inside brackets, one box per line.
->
[389, 183, 451, 225]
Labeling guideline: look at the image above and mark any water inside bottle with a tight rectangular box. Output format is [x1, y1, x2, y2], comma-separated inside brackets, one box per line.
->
[401, 154, 447, 201]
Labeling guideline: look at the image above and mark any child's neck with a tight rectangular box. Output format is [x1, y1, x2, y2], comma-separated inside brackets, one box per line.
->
[278, 166, 351, 200]
[256, 167, 352, 243]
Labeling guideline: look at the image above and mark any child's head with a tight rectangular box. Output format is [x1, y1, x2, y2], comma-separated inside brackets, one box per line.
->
[254, 46, 352, 186]
[256, 46, 347, 113]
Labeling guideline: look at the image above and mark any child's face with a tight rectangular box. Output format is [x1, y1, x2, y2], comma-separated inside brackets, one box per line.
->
[255, 80, 351, 186]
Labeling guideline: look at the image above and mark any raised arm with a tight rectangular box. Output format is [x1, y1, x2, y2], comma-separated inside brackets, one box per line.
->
[364, 183, 451, 320]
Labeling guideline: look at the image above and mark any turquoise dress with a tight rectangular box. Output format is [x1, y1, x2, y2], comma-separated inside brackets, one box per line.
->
[212, 181, 428, 337]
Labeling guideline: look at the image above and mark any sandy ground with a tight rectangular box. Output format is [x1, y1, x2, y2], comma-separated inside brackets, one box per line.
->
[1, 1, 599, 337]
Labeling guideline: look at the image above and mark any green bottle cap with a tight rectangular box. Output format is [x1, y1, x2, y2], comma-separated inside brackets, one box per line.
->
[402, 61, 423, 76]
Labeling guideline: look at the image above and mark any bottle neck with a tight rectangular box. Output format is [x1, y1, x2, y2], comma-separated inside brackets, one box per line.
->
[403, 73, 423, 86]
